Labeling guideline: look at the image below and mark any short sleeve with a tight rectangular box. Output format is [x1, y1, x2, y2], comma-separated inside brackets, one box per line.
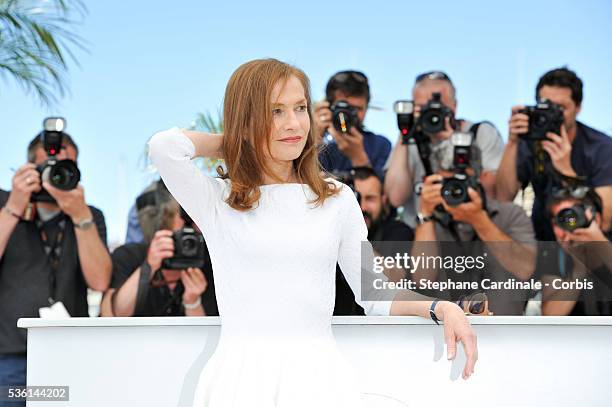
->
[89, 206, 108, 248]
[336, 185, 393, 316]
[475, 122, 505, 172]
[148, 127, 226, 233]
[496, 201, 536, 243]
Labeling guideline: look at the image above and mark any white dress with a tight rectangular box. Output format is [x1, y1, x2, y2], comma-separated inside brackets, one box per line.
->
[148, 128, 392, 407]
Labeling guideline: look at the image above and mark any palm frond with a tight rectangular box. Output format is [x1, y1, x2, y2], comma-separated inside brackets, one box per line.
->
[0, 0, 88, 106]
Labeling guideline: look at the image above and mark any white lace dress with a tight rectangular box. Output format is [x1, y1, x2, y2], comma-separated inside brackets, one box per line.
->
[148, 128, 392, 407]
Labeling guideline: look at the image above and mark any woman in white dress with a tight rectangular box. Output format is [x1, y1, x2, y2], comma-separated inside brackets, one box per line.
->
[148, 58, 477, 407]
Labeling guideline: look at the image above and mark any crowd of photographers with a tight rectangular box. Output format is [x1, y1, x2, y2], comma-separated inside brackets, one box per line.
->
[1, 66, 611, 391]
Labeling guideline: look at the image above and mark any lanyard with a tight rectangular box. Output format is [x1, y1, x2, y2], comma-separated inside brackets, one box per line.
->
[35, 216, 67, 305]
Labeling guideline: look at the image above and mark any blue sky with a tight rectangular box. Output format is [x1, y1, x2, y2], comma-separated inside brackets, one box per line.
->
[1, 0, 611, 244]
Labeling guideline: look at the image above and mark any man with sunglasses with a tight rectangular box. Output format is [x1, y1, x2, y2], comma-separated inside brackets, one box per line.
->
[315, 70, 391, 176]
[384, 71, 505, 229]
[497, 67, 612, 241]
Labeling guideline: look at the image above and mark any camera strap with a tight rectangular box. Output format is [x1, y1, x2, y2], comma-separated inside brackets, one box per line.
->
[134, 261, 153, 316]
[35, 215, 67, 305]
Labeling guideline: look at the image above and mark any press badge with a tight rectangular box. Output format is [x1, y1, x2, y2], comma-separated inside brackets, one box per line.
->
[39, 301, 71, 319]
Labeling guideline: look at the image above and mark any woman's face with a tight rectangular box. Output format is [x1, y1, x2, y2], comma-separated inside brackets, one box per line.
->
[266, 75, 310, 163]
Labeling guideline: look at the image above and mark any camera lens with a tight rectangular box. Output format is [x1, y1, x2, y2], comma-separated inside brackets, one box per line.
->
[441, 179, 467, 206]
[533, 113, 548, 129]
[49, 160, 80, 190]
[331, 101, 355, 134]
[556, 207, 580, 231]
[180, 235, 199, 257]
[420, 111, 444, 134]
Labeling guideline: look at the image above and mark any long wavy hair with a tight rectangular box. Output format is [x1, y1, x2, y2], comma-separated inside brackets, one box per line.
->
[218, 58, 339, 211]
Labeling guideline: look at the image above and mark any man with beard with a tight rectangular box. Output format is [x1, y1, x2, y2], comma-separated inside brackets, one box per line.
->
[334, 167, 414, 315]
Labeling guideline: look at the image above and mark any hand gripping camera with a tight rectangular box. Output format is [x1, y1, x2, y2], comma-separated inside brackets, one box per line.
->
[31, 117, 81, 203]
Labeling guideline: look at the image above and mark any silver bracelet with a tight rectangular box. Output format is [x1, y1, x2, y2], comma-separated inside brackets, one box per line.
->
[183, 297, 202, 310]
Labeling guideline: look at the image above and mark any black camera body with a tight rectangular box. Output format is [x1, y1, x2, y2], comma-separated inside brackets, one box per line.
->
[418, 93, 454, 135]
[329, 100, 360, 134]
[440, 132, 478, 207]
[31, 117, 81, 203]
[162, 228, 206, 270]
[519, 100, 564, 141]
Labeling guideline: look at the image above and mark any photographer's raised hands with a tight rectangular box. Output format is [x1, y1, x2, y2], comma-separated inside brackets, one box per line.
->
[541, 125, 576, 177]
[508, 105, 529, 143]
[147, 230, 175, 272]
[6, 163, 41, 215]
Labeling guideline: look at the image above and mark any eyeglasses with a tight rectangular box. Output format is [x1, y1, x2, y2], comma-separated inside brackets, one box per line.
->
[330, 70, 368, 84]
[415, 71, 452, 84]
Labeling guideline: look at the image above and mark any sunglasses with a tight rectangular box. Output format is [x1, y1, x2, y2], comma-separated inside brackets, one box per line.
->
[330, 71, 368, 84]
[415, 71, 452, 84]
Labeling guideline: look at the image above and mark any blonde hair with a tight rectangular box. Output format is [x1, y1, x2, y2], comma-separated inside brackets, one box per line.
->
[218, 58, 339, 211]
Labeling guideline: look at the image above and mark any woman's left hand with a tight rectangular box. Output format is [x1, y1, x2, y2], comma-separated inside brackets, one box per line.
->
[437, 301, 478, 379]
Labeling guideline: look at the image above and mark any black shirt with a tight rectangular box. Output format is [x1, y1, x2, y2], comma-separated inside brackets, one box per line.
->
[0, 189, 107, 355]
[334, 217, 414, 316]
[110, 242, 218, 317]
[517, 121, 612, 240]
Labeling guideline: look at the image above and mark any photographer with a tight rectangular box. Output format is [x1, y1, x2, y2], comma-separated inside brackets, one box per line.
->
[352, 166, 414, 242]
[385, 71, 505, 228]
[101, 189, 217, 317]
[411, 139, 536, 315]
[334, 167, 414, 315]
[541, 188, 612, 316]
[497, 67, 612, 240]
[0, 123, 111, 390]
[315, 70, 391, 175]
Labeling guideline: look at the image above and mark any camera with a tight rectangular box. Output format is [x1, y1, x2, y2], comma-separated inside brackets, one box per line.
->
[418, 92, 454, 135]
[554, 204, 593, 232]
[441, 133, 478, 206]
[329, 100, 359, 134]
[519, 100, 564, 141]
[162, 227, 206, 270]
[31, 117, 81, 203]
